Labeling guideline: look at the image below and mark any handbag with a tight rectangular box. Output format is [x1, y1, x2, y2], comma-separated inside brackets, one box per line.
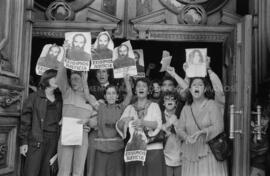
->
[190, 106, 231, 161]
[49, 154, 58, 176]
[132, 101, 165, 144]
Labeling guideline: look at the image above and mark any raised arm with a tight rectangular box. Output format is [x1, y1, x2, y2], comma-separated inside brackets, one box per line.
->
[122, 74, 133, 107]
[208, 69, 225, 108]
[166, 66, 188, 90]
[82, 72, 99, 110]
[56, 48, 70, 94]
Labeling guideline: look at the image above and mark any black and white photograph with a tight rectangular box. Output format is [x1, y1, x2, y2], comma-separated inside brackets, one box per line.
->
[1, 0, 270, 176]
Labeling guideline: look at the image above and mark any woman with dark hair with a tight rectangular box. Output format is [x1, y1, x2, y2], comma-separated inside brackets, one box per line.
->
[19, 69, 62, 176]
[175, 77, 227, 176]
[116, 77, 165, 176]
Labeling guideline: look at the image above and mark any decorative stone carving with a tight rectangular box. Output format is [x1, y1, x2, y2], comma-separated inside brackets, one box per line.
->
[160, 0, 228, 16]
[136, 0, 153, 17]
[149, 31, 227, 42]
[35, 0, 95, 12]
[177, 0, 208, 4]
[102, 0, 117, 16]
[45, 0, 75, 21]
[177, 4, 207, 25]
[130, 9, 167, 24]
[33, 31, 65, 38]
[0, 89, 21, 108]
[0, 51, 11, 72]
[0, 144, 7, 163]
[34, 7, 121, 38]
[159, 0, 185, 14]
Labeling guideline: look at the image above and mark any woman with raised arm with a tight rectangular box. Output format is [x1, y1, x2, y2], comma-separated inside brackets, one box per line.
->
[175, 77, 227, 176]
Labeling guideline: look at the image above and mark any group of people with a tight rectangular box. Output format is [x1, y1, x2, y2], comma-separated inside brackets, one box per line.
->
[20, 39, 228, 176]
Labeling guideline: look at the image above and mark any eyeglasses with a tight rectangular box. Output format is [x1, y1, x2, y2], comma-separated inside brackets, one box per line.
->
[164, 97, 176, 101]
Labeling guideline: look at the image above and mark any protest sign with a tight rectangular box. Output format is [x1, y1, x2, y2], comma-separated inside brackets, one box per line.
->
[185, 48, 207, 77]
[124, 122, 147, 163]
[91, 31, 114, 69]
[113, 41, 137, 78]
[133, 49, 145, 78]
[65, 32, 91, 71]
[160, 50, 172, 72]
[35, 44, 63, 75]
[61, 117, 83, 146]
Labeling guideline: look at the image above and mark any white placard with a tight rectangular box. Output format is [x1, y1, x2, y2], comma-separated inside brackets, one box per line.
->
[185, 48, 207, 77]
[113, 41, 137, 78]
[35, 44, 64, 75]
[61, 117, 83, 146]
[91, 31, 114, 69]
[124, 121, 147, 163]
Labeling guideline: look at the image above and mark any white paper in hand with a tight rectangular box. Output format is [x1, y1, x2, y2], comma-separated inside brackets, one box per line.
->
[160, 56, 172, 72]
[61, 117, 83, 146]
[160, 50, 172, 72]
[185, 48, 207, 77]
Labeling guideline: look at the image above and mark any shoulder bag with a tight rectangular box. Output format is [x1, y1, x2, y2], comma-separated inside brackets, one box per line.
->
[190, 106, 231, 161]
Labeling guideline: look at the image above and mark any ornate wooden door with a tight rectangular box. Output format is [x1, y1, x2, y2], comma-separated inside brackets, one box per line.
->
[0, 0, 33, 175]
[225, 15, 252, 176]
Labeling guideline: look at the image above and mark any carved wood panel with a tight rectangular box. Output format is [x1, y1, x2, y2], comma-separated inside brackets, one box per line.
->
[0, 0, 27, 175]
[32, 0, 125, 38]
[0, 122, 17, 174]
[126, 0, 236, 40]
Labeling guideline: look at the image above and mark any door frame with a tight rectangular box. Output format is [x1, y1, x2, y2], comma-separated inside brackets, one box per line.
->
[30, 12, 252, 176]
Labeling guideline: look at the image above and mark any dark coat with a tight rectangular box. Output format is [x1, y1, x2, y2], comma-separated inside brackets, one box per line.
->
[19, 90, 62, 146]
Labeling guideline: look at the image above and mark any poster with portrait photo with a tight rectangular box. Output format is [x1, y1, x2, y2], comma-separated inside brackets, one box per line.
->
[124, 121, 147, 163]
[185, 48, 207, 77]
[113, 41, 137, 78]
[65, 32, 91, 71]
[90, 31, 114, 70]
[133, 49, 145, 78]
[35, 44, 64, 75]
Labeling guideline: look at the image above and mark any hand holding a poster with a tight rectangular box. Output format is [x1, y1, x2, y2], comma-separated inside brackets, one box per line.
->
[81, 71, 99, 110]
